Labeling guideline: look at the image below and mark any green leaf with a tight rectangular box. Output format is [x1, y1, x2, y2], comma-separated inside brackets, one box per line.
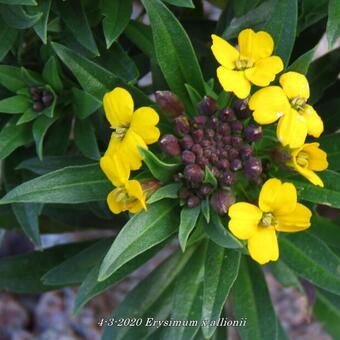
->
[99, 199, 179, 281]
[232, 258, 278, 340]
[142, 0, 205, 111]
[287, 47, 316, 74]
[57, 0, 99, 56]
[42, 56, 63, 92]
[0, 117, 32, 160]
[162, 0, 194, 7]
[164, 242, 206, 340]
[178, 206, 200, 251]
[185, 83, 201, 111]
[0, 65, 26, 92]
[204, 211, 243, 249]
[0, 95, 29, 113]
[308, 47, 340, 104]
[0, 16, 17, 61]
[102, 0, 132, 49]
[203, 165, 217, 188]
[0, 164, 111, 205]
[138, 147, 180, 182]
[280, 232, 340, 295]
[0, 0, 37, 4]
[32, 114, 58, 159]
[202, 243, 240, 338]
[327, 0, 340, 47]
[201, 197, 210, 223]
[31, 0, 51, 44]
[0, 241, 94, 293]
[17, 108, 38, 125]
[267, 260, 302, 290]
[319, 98, 340, 134]
[147, 183, 180, 204]
[319, 133, 340, 170]
[0, 4, 42, 29]
[74, 118, 100, 161]
[72, 87, 101, 119]
[264, 0, 298, 67]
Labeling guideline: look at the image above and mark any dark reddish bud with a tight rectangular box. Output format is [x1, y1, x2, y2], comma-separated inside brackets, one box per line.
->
[178, 186, 190, 199]
[197, 156, 209, 167]
[159, 134, 181, 156]
[198, 96, 218, 115]
[240, 144, 253, 160]
[231, 120, 243, 133]
[42, 93, 53, 107]
[30, 86, 40, 95]
[175, 115, 190, 135]
[220, 170, 236, 186]
[191, 144, 203, 157]
[155, 91, 184, 117]
[33, 101, 44, 112]
[210, 154, 219, 166]
[181, 135, 193, 149]
[218, 159, 230, 169]
[210, 190, 235, 215]
[219, 122, 231, 135]
[231, 136, 243, 149]
[182, 150, 196, 164]
[203, 148, 212, 158]
[211, 166, 220, 177]
[229, 148, 239, 160]
[231, 159, 242, 171]
[31, 93, 40, 101]
[187, 195, 201, 208]
[244, 124, 263, 142]
[192, 129, 204, 142]
[201, 139, 211, 148]
[244, 157, 262, 179]
[222, 136, 231, 144]
[192, 115, 207, 126]
[206, 128, 215, 139]
[200, 183, 213, 196]
[221, 150, 228, 159]
[184, 164, 204, 183]
[220, 107, 235, 122]
[233, 98, 251, 119]
[209, 116, 219, 128]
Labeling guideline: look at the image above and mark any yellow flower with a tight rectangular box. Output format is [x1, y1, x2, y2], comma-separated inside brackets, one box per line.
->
[211, 29, 283, 99]
[289, 143, 328, 187]
[249, 71, 324, 148]
[228, 178, 312, 264]
[103, 87, 160, 170]
[100, 154, 146, 214]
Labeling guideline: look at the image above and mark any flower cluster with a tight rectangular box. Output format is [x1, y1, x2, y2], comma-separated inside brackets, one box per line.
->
[30, 86, 54, 112]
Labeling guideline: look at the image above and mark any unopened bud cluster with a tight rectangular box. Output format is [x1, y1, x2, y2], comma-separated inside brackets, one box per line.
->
[30, 86, 54, 112]
[158, 94, 263, 213]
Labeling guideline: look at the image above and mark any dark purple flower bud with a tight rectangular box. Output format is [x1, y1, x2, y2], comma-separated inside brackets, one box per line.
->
[209, 115, 219, 128]
[229, 148, 239, 160]
[197, 156, 209, 167]
[210, 190, 235, 215]
[200, 183, 213, 196]
[220, 107, 235, 122]
[181, 135, 193, 149]
[187, 195, 201, 208]
[42, 93, 53, 107]
[31, 93, 40, 101]
[220, 170, 236, 186]
[192, 129, 204, 142]
[182, 150, 196, 164]
[191, 143, 203, 157]
[175, 115, 190, 135]
[218, 159, 230, 169]
[233, 98, 251, 119]
[244, 124, 263, 142]
[198, 96, 218, 115]
[209, 153, 219, 165]
[222, 136, 231, 144]
[33, 101, 44, 112]
[155, 91, 184, 117]
[211, 166, 220, 177]
[231, 159, 242, 171]
[240, 144, 253, 160]
[231, 120, 243, 133]
[231, 136, 243, 149]
[219, 122, 231, 135]
[244, 157, 262, 179]
[206, 128, 215, 139]
[30, 86, 40, 96]
[221, 150, 228, 159]
[178, 186, 190, 199]
[184, 164, 204, 183]
[201, 139, 211, 148]
[159, 134, 181, 156]
[192, 115, 207, 127]
[203, 148, 212, 158]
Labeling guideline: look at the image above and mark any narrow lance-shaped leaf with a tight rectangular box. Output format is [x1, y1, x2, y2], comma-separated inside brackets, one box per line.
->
[327, 0, 340, 47]
[0, 16, 17, 61]
[178, 206, 201, 251]
[30, 0, 51, 44]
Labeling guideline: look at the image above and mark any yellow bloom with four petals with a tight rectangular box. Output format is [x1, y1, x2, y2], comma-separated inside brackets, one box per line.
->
[103, 87, 160, 170]
[249, 71, 324, 148]
[289, 142, 328, 187]
[211, 28, 283, 99]
[228, 178, 312, 264]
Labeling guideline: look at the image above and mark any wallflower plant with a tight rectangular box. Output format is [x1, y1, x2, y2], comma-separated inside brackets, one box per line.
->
[0, 1, 339, 339]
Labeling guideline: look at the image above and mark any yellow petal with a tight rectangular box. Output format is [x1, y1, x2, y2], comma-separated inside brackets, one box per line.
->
[107, 189, 126, 214]
[228, 202, 262, 240]
[245, 56, 283, 87]
[279, 72, 310, 100]
[259, 178, 297, 215]
[130, 107, 160, 144]
[100, 153, 130, 187]
[249, 86, 290, 124]
[103, 87, 134, 127]
[248, 226, 279, 265]
[301, 105, 324, 138]
[126, 179, 147, 212]
[217, 67, 251, 99]
[238, 29, 274, 62]
[276, 109, 308, 148]
[303, 143, 328, 171]
[293, 165, 324, 187]
[276, 203, 312, 232]
[211, 34, 239, 69]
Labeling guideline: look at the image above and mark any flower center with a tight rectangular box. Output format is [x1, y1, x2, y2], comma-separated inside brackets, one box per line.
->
[290, 97, 306, 111]
[115, 187, 137, 206]
[260, 212, 276, 227]
[296, 151, 309, 168]
[235, 58, 254, 70]
[112, 126, 128, 140]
